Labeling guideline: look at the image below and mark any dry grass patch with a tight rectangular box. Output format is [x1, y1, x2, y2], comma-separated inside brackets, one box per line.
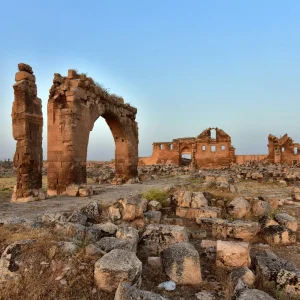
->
[0, 225, 113, 300]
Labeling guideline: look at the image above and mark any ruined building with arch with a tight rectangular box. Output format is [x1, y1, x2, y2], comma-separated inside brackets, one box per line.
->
[11, 63, 300, 202]
[12, 63, 138, 201]
[140, 128, 300, 168]
[140, 128, 236, 168]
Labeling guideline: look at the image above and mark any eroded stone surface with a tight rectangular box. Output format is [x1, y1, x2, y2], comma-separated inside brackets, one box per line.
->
[94, 249, 142, 292]
[11, 63, 43, 202]
[47, 69, 138, 195]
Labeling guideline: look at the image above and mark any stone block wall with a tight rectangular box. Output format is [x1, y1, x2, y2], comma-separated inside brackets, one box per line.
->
[47, 70, 138, 195]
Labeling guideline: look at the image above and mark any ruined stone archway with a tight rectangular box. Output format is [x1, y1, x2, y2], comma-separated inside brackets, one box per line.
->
[180, 146, 192, 166]
[47, 70, 138, 195]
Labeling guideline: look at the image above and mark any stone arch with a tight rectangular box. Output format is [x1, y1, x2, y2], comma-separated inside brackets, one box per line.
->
[47, 69, 138, 195]
[180, 145, 192, 154]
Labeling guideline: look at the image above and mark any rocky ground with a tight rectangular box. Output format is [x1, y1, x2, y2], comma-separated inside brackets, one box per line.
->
[1, 162, 300, 299]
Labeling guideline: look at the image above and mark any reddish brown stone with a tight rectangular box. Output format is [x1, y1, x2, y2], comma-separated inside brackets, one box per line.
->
[47, 69, 138, 195]
[140, 127, 236, 168]
[11, 63, 43, 202]
[268, 134, 300, 165]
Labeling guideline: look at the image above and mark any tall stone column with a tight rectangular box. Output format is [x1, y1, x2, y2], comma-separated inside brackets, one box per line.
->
[11, 63, 44, 202]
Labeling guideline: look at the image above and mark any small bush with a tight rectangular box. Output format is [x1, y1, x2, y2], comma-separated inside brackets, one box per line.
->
[142, 188, 168, 207]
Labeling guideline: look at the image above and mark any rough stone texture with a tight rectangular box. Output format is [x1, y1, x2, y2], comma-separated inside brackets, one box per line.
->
[115, 282, 168, 300]
[253, 249, 300, 296]
[216, 240, 250, 269]
[197, 218, 260, 241]
[227, 267, 255, 299]
[0, 240, 35, 282]
[268, 133, 300, 165]
[140, 224, 189, 255]
[94, 249, 142, 292]
[47, 69, 138, 195]
[276, 269, 300, 295]
[274, 213, 297, 232]
[162, 242, 202, 285]
[97, 237, 134, 252]
[261, 225, 296, 245]
[236, 289, 275, 300]
[11, 63, 43, 202]
[251, 200, 272, 217]
[227, 197, 251, 219]
[116, 225, 139, 253]
[118, 196, 148, 221]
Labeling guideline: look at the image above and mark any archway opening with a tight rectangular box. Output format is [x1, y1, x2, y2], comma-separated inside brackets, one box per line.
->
[87, 117, 115, 162]
[180, 147, 192, 166]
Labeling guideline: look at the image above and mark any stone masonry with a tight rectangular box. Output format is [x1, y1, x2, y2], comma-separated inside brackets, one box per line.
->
[47, 70, 138, 195]
[11, 63, 44, 202]
[140, 127, 236, 168]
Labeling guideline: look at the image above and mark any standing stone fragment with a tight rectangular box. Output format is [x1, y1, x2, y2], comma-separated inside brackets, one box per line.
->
[11, 63, 44, 202]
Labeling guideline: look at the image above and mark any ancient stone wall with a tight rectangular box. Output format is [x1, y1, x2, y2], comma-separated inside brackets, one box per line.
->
[47, 70, 138, 195]
[11, 63, 44, 202]
[194, 128, 235, 168]
[140, 128, 236, 168]
[236, 155, 268, 164]
[268, 134, 300, 165]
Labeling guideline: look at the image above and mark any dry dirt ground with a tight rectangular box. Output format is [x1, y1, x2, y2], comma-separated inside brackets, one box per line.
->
[0, 176, 188, 224]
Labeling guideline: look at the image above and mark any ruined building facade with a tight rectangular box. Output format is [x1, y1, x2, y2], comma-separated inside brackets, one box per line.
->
[140, 128, 236, 168]
[141, 129, 300, 168]
[268, 134, 300, 165]
[11, 63, 44, 202]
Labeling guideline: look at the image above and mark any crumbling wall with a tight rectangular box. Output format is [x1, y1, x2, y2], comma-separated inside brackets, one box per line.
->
[194, 128, 235, 168]
[140, 142, 179, 165]
[11, 63, 44, 202]
[268, 134, 300, 165]
[47, 70, 138, 195]
[140, 128, 236, 168]
[236, 155, 268, 164]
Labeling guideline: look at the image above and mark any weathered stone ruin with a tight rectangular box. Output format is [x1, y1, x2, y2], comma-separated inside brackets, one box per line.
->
[268, 133, 300, 165]
[47, 69, 139, 195]
[140, 127, 236, 168]
[141, 128, 300, 168]
[11, 63, 44, 202]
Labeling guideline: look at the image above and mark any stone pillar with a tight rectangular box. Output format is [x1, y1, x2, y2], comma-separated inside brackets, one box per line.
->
[11, 63, 44, 202]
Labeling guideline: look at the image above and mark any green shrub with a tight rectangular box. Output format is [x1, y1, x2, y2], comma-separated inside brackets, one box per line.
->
[142, 188, 168, 207]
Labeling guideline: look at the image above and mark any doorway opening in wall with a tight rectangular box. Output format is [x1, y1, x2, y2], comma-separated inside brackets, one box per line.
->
[181, 153, 191, 166]
[180, 147, 192, 166]
[87, 116, 115, 183]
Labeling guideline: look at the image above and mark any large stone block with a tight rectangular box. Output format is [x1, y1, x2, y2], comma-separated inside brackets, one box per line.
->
[162, 242, 202, 285]
[216, 240, 251, 269]
[94, 249, 142, 292]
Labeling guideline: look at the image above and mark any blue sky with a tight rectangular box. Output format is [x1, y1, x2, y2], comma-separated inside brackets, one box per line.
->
[1, 0, 300, 160]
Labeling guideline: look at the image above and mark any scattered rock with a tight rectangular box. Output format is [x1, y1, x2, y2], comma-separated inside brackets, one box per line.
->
[94, 249, 142, 292]
[162, 242, 202, 285]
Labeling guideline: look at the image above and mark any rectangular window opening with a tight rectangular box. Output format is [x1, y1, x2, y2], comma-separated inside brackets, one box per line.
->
[211, 145, 216, 152]
[221, 145, 225, 151]
[202, 145, 206, 151]
[282, 147, 285, 152]
[294, 147, 298, 155]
